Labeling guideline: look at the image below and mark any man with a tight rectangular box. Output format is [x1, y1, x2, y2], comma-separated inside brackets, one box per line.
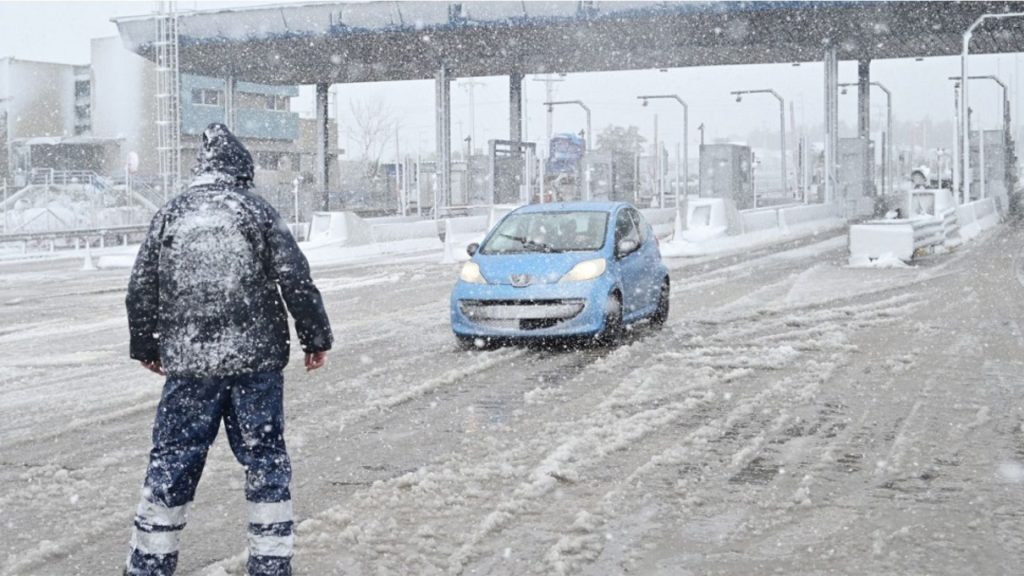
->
[124, 123, 333, 576]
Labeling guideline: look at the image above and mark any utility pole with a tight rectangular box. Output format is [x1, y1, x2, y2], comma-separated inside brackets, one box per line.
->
[460, 79, 485, 155]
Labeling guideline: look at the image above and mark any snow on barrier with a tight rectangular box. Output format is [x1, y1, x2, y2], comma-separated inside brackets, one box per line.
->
[441, 215, 491, 263]
[369, 219, 439, 243]
[849, 217, 947, 263]
[307, 211, 373, 246]
[740, 206, 787, 234]
[957, 197, 1000, 241]
[849, 221, 916, 262]
[677, 198, 730, 242]
[778, 203, 839, 228]
[849, 197, 1000, 264]
[639, 207, 677, 239]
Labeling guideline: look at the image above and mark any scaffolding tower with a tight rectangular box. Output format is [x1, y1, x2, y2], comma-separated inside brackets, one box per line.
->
[154, 2, 181, 201]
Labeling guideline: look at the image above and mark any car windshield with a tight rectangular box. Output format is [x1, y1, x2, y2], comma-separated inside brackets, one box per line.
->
[481, 211, 608, 254]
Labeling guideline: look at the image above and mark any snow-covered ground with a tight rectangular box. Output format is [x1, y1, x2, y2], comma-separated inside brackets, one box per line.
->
[1, 222, 1022, 575]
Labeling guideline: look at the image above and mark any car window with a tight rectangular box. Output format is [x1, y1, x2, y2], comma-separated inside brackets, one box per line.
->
[481, 211, 608, 254]
[627, 208, 649, 244]
[614, 209, 640, 246]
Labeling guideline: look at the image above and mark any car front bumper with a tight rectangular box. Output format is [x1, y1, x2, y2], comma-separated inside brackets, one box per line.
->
[450, 276, 615, 339]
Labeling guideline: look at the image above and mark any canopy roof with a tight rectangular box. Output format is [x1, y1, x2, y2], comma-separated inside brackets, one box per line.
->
[114, 1, 1024, 85]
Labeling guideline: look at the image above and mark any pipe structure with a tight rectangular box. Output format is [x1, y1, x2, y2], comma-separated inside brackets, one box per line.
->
[731, 89, 786, 200]
[961, 12, 1024, 204]
[637, 94, 689, 208]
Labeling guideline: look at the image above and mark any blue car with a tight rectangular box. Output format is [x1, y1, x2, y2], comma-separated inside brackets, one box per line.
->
[450, 202, 670, 347]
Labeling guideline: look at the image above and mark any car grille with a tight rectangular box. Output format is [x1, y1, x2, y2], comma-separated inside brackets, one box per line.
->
[459, 299, 586, 330]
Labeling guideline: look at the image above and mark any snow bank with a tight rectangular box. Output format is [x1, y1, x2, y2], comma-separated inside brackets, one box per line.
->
[661, 217, 846, 258]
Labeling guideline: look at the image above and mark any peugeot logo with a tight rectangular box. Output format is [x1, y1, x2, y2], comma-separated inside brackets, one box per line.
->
[510, 274, 532, 287]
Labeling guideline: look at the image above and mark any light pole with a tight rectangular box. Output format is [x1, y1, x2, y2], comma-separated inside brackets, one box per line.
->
[840, 81, 892, 196]
[961, 12, 1024, 204]
[292, 176, 302, 233]
[638, 94, 689, 208]
[951, 74, 1009, 202]
[731, 89, 787, 201]
[544, 100, 592, 200]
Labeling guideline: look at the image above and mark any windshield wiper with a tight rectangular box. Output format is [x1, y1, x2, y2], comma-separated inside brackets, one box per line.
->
[499, 232, 529, 245]
[498, 232, 555, 253]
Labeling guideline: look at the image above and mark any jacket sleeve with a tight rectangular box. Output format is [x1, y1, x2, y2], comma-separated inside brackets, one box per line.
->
[126, 210, 165, 362]
[263, 206, 334, 353]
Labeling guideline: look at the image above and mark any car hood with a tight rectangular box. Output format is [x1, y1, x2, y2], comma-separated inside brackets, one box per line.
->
[474, 251, 602, 286]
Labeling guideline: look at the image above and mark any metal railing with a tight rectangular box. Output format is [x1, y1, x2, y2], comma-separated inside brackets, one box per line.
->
[28, 168, 111, 191]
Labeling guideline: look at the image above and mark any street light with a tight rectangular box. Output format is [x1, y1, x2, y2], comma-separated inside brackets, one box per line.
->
[839, 81, 892, 196]
[960, 11, 1024, 204]
[544, 100, 592, 200]
[950, 74, 1009, 202]
[731, 89, 787, 202]
[950, 75, 1009, 142]
[637, 95, 689, 208]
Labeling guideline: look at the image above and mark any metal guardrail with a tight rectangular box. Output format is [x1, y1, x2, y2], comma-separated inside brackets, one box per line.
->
[0, 224, 148, 244]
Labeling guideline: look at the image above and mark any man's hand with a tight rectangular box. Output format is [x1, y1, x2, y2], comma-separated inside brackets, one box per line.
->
[305, 351, 327, 372]
[141, 360, 165, 376]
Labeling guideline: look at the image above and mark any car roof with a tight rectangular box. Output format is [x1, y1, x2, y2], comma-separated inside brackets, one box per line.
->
[512, 201, 630, 214]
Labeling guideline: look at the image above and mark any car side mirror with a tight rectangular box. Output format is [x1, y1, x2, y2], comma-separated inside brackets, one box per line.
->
[616, 239, 639, 258]
[466, 242, 480, 257]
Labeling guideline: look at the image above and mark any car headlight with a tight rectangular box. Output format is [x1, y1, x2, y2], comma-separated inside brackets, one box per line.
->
[560, 258, 607, 282]
[459, 262, 487, 284]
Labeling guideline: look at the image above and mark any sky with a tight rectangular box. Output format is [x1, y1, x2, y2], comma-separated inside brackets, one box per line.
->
[1, 1, 1023, 160]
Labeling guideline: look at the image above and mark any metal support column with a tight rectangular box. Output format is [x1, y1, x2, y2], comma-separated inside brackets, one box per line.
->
[823, 45, 839, 205]
[435, 66, 452, 209]
[225, 76, 236, 129]
[857, 59, 871, 198]
[509, 70, 523, 143]
[315, 83, 330, 211]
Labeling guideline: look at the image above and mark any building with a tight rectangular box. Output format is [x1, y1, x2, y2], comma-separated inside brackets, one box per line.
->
[1, 38, 339, 223]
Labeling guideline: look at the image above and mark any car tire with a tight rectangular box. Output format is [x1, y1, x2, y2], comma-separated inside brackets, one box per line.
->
[456, 335, 494, 351]
[456, 335, 479, 350]
[650, 279, 670, 327]
[595, 292, 623, 345]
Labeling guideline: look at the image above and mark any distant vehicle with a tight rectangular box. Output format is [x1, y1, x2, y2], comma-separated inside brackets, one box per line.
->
[450, 201, 670, 347]
[545, 133, 586, 176]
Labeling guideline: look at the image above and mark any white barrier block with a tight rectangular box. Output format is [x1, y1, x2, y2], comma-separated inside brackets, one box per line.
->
[849, 223, 915, 262]
[307, 212, 373, 246]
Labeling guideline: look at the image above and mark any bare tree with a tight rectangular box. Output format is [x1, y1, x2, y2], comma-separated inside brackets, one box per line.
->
[347, 99, 400, 208]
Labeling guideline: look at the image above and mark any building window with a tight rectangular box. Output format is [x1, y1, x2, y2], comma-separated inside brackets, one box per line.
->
[191, 88, 222, 106]
[254, 151, 300, 172]
[266, 95, 289, 111]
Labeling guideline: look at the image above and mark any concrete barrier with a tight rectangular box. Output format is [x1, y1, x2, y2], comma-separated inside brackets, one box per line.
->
[850, 197, 999, 263]
[370, 220, 439, 243]
[958, 197, 999, 241]
[308, 211, 373, 246]
[849, 222, 916, 261]
[740, 207, 781, 234]
[778, 203, 838, 228]
[441, 215, 491, 263]
[640, 207, 677, 238]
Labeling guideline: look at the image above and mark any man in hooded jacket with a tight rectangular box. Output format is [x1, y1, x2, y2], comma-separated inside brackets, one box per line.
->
[124, 123, 333, 576]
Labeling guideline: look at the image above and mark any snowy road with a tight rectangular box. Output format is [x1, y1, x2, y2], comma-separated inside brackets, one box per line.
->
[2, 225, 1023, 575]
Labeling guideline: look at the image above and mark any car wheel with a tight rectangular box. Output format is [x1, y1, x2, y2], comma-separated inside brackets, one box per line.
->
[595, 292, 623, 345]
[650, 279, 670, 327]
[456, 335, 479, 350]
[456, 335, 493, 351]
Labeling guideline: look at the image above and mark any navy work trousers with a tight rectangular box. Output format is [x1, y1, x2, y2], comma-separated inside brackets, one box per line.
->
[126, 371, 294, 576]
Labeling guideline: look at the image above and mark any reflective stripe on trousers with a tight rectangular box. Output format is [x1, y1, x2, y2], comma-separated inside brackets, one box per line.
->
[127, 371, 292, 576]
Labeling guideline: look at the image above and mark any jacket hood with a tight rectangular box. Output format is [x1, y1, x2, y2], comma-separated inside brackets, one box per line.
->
[191, 123, 254, 187]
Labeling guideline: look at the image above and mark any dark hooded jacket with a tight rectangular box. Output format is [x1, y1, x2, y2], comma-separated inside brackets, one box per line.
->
[126, 123, 332, 377]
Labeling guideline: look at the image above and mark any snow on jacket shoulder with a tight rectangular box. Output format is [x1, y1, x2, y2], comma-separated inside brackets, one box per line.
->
[126, 124, 332, 377]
